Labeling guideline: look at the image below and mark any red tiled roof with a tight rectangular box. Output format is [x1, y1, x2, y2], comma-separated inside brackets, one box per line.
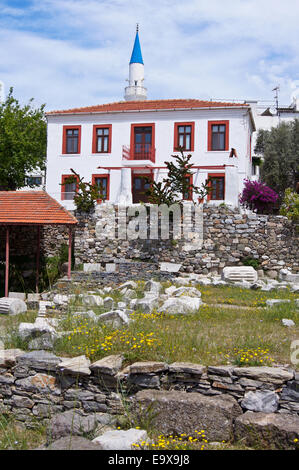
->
[47, 99, 249, 115]
[0, 191, 78, 225]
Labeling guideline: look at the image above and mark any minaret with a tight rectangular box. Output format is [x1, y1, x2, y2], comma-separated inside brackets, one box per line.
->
[124, 25, 147, 101]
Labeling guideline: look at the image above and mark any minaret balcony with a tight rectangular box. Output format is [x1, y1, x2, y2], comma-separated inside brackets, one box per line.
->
[124, 85, 147, 101]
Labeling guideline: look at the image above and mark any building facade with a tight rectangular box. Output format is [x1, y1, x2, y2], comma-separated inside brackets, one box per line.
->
[46, 30, 256, 209]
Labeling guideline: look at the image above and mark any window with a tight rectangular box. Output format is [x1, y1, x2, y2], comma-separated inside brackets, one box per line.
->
[92, 125, 112, 153]
[61, 175, 79, 200]
[92, 174, 110, 202]
[62, 126, 81, 154]
[174, 122, 194, 151]
[208, 121, 229, 151]
[130, 123, 155, 162]
[207, 174, 225, 201]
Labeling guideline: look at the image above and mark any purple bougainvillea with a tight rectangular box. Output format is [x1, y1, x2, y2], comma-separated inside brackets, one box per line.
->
[239, 179, 279, 213]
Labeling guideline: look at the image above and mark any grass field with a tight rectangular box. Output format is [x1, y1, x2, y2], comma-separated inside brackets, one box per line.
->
[2, 283, 297, 369]
[0, 282, 298, 450]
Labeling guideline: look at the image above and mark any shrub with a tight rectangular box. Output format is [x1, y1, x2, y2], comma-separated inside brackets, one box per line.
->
[242, 257, 260, 270]
[239, 179, 278, 213]
[280, 188, 299, 224]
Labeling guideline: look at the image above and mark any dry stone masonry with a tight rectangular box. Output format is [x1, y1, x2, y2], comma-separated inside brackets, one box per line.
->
[0, 351, 299, 448]
[41, 204, 298, 278]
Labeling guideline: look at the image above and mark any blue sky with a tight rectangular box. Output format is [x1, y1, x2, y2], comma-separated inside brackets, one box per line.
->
[0, 0, 298, 111]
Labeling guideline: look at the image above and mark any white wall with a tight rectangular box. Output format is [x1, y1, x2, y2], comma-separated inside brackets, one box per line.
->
[46, 107, 254, 209]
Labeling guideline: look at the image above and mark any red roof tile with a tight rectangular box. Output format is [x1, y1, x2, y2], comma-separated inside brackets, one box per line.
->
[47, 99, 249, 115]
[0, 191, 78, 225]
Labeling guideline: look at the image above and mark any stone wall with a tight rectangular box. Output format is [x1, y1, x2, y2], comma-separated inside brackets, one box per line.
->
[2, 205, 297, 291]
[43, 204, 299, 278]
[1, 351, 298, 427]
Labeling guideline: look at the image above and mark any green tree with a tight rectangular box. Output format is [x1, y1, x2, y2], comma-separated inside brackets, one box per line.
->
[0, 87, 47, 190]
[146, 147, 211, 206]
[255, 120, 299, 200]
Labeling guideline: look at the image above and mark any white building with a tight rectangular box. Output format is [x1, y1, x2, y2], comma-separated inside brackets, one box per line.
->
[246, 97, 299, 180]
[46, 29, 256, 209]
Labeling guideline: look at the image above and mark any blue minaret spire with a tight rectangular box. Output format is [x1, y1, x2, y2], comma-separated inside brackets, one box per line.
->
[129, 24, 144, 65]
[124, 25, 147, 101]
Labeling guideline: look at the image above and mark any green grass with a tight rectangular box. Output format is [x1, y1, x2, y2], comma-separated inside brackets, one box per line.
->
[0, 415, 46, 450]
[199, 284, 298, 307]
[53, 298, 299, 369]
[1, 282, 298, 370]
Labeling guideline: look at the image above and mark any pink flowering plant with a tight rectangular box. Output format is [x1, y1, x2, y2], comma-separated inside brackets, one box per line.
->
[239, 179, 279, 213]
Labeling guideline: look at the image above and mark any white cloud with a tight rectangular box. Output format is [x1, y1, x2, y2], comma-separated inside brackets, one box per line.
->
[0, 0, 298, 110]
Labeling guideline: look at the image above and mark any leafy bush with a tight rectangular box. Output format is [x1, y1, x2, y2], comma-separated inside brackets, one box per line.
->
[61, 169, 101, 213]
[239, 179, 278, 213]
[146, 148, 211, 205]
[242, 257, 260, 270]
[280, 188, 299, 224]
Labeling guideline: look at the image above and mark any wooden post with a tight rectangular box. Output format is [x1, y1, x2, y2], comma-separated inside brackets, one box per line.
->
[36, 225, 40, 293]
[5, 227, 9, 297]
[68, 226, 72, 279]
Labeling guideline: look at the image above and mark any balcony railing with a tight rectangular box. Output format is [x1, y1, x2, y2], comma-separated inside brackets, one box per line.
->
[122, 144, 155, 163]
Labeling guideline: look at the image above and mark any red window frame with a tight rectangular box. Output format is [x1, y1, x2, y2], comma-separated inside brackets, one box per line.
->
[62, 125, 82, 154]
[174, 122, 195, 152]
[183, 174, 193, 200]
[61, 174, 79, 200]
[208, 120, 229, 151]
[130, 123, 155, 162]
[207, 173, 225, 201]
[92, 124, 112, 154]
[92, 174, 110, 202]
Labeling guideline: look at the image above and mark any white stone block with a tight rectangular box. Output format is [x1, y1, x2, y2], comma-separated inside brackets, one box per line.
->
[83, 263, 102, 273]
[160, 262, 182, 273]
[222, 266, 258, 283]
[92, 428, 148, 450]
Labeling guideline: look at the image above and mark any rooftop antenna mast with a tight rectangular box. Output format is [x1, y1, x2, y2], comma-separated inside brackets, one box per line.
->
[272, 85, 280, 119]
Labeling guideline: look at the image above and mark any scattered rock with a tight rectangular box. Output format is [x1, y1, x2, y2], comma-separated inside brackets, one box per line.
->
[0, 297, 27, 315]
[38, 436, 103, 450]
[8, 292, 26, 301]
[81, 294, 104, 307]
[98, 310, 130, 327]
[18, 317, 58, 344]
[281, 319, 295, 327]
[172, 287, 201, 298]
[158, 296, 202, 314]
[159, 263, 182, 273]
[266, 299, 291, 307]
[92, 428, 149, 450]
[222, 266, 258, 283]
[144, 280, 162, 295]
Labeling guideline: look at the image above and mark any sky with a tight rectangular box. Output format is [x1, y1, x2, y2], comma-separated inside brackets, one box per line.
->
[0, 0, 298, 112]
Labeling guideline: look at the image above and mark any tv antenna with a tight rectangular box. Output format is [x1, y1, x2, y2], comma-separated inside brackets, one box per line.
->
[272, 85, 280, 115]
